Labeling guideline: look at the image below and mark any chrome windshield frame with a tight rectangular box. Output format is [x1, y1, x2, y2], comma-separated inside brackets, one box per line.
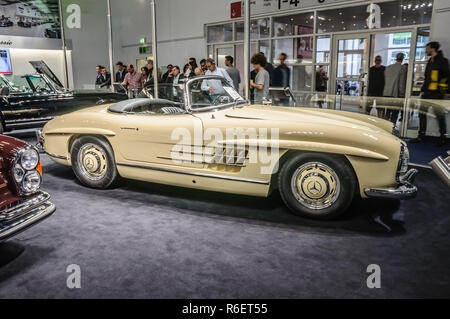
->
[0, 73, 14, 91]
[184, 75, 247, 113]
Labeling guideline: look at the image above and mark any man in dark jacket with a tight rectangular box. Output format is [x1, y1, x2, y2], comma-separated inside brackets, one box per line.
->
[411, 42, 449, 146]
[165, 66, 187, 84]
[115, 62, 128, 83]
[368, 55, 385, 97]
[368, 56, 386, 117]
[95, 65, 103, 86]
[273, 53, 291, 105]
[99, 67, 111, 89]
[162, 64, 173, 83]
[273, 53, 291, 88]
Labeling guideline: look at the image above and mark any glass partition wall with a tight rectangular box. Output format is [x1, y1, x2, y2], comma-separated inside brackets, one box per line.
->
[205, 0, 439, 139]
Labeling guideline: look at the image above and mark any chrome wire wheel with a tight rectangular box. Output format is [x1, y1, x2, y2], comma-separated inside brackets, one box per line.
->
[290, 162, 341, 211]
[78, 143, 108, 181]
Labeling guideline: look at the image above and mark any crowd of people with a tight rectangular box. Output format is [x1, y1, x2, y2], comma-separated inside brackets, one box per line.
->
[368, 41, 449, 146]
[94, 52, 294, 104]
[94, 41, 448, 146]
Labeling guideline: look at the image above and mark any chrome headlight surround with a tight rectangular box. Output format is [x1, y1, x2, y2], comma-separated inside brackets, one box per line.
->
[20, 148, 39, 170]
[21, 171, 42, 194]
[396, 144, 410, 183]
[12, 146, 42, 196]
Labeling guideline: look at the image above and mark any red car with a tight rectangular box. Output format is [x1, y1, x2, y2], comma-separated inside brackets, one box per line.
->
[0, 134, 55, 241]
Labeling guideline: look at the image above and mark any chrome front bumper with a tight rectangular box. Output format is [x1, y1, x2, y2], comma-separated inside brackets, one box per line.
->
[364, 169, 418, 200]
[0, 191, 55, 241]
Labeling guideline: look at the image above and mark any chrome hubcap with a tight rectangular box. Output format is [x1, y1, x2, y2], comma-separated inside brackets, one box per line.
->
[291, 162, 341, 211]
[78, 144, 108, 181]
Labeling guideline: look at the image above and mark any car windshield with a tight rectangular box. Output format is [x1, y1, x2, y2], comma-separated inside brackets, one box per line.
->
[28, 76, 54, 94]
[189, 77, 245, 110]
[3, 75, 53, 94]
[0, 75, 13, 90]
[3, 75, 33, 93]
[142, 83, 185, 105]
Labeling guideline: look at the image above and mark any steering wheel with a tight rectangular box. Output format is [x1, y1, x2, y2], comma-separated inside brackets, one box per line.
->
[212, 95, 231, 106]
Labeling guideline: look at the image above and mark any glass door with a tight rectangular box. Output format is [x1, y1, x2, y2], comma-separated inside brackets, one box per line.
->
[215, 45, 235, 69]
[331, 34, 370, 111]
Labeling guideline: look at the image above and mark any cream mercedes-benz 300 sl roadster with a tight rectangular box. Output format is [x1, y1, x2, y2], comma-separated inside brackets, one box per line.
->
[40, 76, 418, 220]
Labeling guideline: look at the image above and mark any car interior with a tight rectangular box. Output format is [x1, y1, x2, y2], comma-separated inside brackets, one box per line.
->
[108, 98, 187, 115]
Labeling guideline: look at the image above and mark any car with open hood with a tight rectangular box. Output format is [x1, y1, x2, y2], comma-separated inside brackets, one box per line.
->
[0, 60, 128, 133]
[0, 134, 55, 241]
[40, 75, 418, 220]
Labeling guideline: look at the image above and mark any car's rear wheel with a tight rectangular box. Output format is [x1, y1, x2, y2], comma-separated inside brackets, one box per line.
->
[71, 136, 119, 189]
[279, 152, 357, 220]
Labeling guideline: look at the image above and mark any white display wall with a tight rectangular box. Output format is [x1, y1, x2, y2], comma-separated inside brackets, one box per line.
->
[7, 48, 73, 88]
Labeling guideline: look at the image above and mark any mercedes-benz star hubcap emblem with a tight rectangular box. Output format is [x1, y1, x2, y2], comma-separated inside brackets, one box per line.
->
[307, 180, 323, 195]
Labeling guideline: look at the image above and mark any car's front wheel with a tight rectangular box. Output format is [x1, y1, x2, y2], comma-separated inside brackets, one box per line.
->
[279, 153, 357, 220]
[71, 136, 119, 189]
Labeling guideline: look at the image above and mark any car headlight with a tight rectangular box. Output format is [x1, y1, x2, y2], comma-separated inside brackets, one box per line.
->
[22, 171, 42, 194]
[20, 148, 39, 170]
[11, 146, 43, 195]
[13, 164, 25, 183]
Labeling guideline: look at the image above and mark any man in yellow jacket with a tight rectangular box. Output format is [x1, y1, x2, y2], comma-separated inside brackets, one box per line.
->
[412, 42, 450, 147]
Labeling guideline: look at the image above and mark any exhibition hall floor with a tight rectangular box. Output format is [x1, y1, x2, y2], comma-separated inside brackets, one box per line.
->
[0, 133, 449, 298]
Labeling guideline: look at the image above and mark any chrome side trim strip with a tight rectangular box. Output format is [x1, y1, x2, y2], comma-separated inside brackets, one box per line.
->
[156, 156, 247, 168]
[116, 162, 269, 185]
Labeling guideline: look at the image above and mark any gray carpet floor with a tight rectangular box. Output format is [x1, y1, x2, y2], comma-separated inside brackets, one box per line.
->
[0, 133, 449, 299]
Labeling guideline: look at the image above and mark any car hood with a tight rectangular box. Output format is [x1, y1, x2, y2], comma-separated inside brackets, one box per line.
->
[223, 105, 394, 135]
[195, 105, 402, 162]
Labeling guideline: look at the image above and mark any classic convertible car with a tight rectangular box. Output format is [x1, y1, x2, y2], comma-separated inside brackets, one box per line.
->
[0, 61, 128, 133]
[40, 76, 418, 220]
[0, 134, 55, 241]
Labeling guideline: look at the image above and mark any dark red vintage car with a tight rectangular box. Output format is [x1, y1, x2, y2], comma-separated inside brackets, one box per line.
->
[0, 134, 55, 241]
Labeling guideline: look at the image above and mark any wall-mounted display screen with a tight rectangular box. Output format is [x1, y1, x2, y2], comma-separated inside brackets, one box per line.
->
[0, 49, 12, 74]
[0, 0, 60, 39]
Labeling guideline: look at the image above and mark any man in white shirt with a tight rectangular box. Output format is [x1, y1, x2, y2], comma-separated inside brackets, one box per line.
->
[202, 58, 234, 94]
